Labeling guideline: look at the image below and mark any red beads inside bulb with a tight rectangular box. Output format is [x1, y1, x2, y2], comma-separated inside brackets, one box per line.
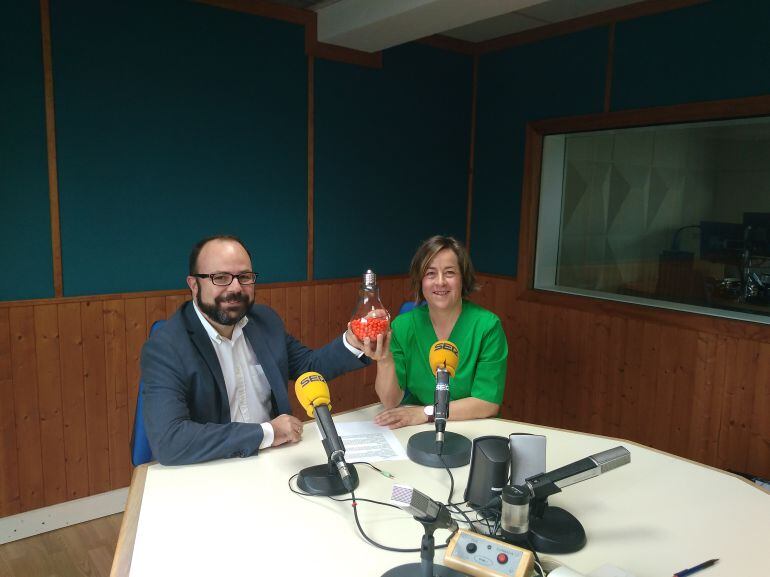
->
[350, 315, 389, 342]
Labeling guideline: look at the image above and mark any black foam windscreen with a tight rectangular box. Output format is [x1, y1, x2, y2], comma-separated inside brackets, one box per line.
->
[464, 436, 511, 509]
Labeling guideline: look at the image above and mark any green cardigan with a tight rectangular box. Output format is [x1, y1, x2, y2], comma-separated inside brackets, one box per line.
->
[390, 300, 508, 406]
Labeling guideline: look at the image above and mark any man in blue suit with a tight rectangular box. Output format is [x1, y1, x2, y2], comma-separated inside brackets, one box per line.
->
[141, 235, 369, 465]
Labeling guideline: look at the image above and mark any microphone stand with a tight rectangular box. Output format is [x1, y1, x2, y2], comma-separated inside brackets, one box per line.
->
[525, 496, 586, 554]
[382, 506, 464, 577]
[406, 430, 471, 469]
[407, 368, 471, 469]
[296, 437, 359, 497]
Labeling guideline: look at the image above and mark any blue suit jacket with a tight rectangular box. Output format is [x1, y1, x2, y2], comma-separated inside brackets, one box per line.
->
[141, 301, 368, 465]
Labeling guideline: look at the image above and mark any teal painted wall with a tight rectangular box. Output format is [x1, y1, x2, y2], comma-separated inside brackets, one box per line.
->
[612, 0, 770, 110]
[0, 0, 54, 301]
[472, 29, 609, 277]
[314, 44, 472, 279]
[51, 0, 308, 295]
[4, 0, 770, 300]
[471, 0, 770, 277]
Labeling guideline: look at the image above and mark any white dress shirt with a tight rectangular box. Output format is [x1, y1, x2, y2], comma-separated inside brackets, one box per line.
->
[193, 300, 364, 451]
[193, 301, 275, 449]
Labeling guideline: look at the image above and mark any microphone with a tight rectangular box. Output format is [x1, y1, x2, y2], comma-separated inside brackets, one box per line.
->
[295, 372, 354, 493]
[524, 446, 631, 499]
[405, 341, 469, 468]
[390, 484, 457, 532]
[428, 340, 459, 454]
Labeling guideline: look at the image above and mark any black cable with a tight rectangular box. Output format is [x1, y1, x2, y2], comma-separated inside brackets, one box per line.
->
[349, 491, 448, 553]
[287, 473, 396, 510]
[438, 454, 454, 505]
[329, 494, 401, 509]
[348, 461, 395, 479]
[437, 454, 481, 531]
[445, 495, 478, 533]
[287, 468, 448, 554]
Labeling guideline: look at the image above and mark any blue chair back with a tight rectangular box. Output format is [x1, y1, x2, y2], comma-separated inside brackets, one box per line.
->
[398, 300, 426, 315]
[130, 319, 166, 466]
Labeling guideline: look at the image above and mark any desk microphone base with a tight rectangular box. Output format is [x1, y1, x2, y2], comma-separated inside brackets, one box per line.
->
[382, 563, 465, 577]
[528, 505, 586, 554]
[407, 431, 471, 468]
[297, 464, 359, 496]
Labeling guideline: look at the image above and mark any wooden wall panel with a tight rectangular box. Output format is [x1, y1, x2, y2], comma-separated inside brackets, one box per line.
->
[337, 282, 360, 408]
[58, 302, 87, 500]
[145, 298, 166, 331]
[33, 305, 67, 506]
[9, 307, 44, 511]
[749, 342, 770, 476]
[124, 299, 146, 443]
[103, 300, 129, 490]
[721, 338, 757, 474]
[164, 295, 187, 317]
[81, 301, 110, 495]
[475, 274, 770, 481]
[0, 308, 20, 517]
[284, 287, 303, 419]
[2, 273, 768, 520]
[604, 315, 627, 438]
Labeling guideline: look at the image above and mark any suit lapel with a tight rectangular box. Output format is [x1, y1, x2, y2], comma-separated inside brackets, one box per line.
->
[243, 318, 291, 416]
[183, 303, 230, 422]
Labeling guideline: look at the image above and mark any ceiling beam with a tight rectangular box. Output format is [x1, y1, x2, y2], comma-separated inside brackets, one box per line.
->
[315, 0, 547, 52]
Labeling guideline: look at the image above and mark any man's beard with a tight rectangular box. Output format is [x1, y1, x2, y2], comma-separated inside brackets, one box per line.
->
[196, 290, 253, 326]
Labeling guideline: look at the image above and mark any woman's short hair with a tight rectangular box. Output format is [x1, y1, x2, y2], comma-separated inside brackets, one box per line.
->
[409, 235, 478, 302]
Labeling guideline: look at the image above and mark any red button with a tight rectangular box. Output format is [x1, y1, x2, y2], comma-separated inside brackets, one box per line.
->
[497, 553, 508, 564]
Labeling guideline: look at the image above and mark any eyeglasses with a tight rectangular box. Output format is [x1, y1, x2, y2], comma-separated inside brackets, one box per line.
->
[192, 272, 259, 286]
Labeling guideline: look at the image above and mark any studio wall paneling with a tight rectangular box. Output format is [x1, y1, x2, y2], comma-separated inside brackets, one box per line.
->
[50, 0, 308, 296]
[471, 28, 610, 277]
[0, 0, 55, 301]
[313, 43, 472, 279]
[2, 275, 768, 520]
[472, 274, 770, 481]
[0, 277, 411, 518]
[612, 0, 770, 111]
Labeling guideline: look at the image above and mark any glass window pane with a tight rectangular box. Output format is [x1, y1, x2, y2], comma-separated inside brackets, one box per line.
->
[535, 115, 770, 324]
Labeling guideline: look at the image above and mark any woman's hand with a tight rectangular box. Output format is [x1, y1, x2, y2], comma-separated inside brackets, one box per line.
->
[374, 405, 427, 429]
[346, 325, 392, 362]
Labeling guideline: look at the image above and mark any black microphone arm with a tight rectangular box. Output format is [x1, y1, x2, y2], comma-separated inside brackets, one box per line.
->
[314, 404, 354, 492]
[524, 446, 631, 499]
[433, 367, 450, 453]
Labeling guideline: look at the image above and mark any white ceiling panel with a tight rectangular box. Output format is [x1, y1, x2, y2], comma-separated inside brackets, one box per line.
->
[315, 0, 547, 52]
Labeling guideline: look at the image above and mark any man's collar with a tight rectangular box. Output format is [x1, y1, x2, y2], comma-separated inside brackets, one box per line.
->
[192, 298, 249, 343]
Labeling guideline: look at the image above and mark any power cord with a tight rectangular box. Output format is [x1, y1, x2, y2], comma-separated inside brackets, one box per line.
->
[438, 454, 455, 504]
[287, 464, 449, 554]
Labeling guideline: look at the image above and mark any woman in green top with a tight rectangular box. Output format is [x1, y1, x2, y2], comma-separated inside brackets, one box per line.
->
[359, 235, 508, 429]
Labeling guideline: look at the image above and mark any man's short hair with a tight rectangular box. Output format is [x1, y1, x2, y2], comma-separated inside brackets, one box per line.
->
[188, 235, 252, 275]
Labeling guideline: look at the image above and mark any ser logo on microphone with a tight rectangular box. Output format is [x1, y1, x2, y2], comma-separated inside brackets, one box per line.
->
[433, 342, 459, 356]
[300, 373, 325, 386]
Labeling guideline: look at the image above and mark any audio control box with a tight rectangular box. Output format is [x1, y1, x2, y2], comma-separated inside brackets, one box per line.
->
[444, 529, 534, 577]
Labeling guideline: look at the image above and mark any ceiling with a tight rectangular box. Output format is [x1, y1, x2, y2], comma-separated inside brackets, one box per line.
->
[271, 0, 647, 52]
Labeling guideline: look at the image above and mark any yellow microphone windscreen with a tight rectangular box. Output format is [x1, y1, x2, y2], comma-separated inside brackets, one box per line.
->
[429, 340, 459, 376]
[295, 371, 331, 418]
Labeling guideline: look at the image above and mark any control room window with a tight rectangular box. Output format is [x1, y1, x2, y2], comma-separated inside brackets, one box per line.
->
[534, 115, 770, 324]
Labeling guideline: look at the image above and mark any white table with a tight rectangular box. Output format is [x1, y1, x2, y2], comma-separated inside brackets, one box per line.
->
[111, 405, 769, 577]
